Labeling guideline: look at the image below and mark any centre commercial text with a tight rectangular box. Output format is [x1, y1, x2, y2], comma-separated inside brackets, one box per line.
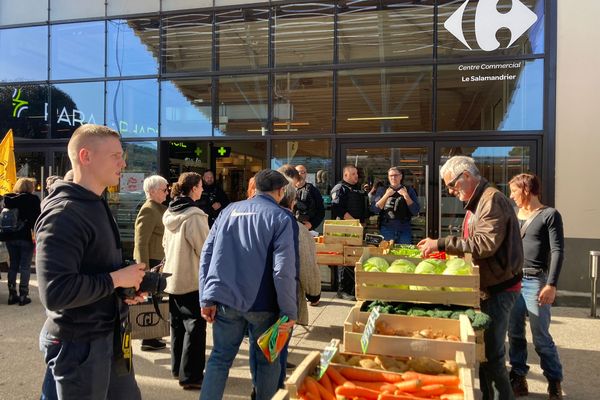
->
[458, 61, 522, 83]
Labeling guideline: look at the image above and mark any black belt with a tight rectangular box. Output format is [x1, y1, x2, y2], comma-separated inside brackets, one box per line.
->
[522, 268, 543, 277]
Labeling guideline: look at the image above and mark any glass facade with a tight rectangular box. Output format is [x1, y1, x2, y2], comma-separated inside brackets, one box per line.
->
[0, 0, 551, 255]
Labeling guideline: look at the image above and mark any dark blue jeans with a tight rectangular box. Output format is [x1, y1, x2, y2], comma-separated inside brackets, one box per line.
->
[39, 329, 141, 400]
[380, 221, 412, 244]
[508, 274, 563, 381]
[200, 305, 280, 400]
[6, 239, 34, 295]
[480, 290, 518, 400]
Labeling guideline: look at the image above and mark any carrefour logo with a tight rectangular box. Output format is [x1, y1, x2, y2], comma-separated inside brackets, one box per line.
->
[444, 0, 538, 51]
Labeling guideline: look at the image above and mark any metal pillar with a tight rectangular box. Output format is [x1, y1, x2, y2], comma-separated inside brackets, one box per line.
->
[590, 250, 600, 318]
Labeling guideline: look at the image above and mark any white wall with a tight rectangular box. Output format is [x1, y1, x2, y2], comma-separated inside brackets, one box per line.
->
[556, 0, 600, 239]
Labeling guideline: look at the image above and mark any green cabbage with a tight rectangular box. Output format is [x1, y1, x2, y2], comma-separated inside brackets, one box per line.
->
[443, 258, 474, 292]
[385, 259, 417, 290]
[362, 257, 389, 272]
[410, 259, 445, 291]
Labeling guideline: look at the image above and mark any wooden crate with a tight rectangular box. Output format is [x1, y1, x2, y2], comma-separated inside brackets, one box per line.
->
[272, 389, 289, 400]
[285, 351, 320, 399]
[316, 243, 345, 265]
[343, 306, 477, 366]
[355, 249, 480, 307]
[323, 220, 363, 246]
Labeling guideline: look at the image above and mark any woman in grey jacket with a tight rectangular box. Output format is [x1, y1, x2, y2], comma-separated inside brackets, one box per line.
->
[162, 172, 209, 390]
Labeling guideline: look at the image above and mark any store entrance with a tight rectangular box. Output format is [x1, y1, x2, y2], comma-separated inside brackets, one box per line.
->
[339, 140, 538, 242]
[165, 140, 266, 202]
[13, 145, 70, 198]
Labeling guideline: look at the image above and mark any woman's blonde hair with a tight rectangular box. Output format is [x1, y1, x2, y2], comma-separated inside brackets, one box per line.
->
[13, 177, 36, 194]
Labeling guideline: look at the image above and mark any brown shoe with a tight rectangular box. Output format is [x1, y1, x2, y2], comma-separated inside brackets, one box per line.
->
[510, 371, 529, 397]
[547, 380, 563, 400]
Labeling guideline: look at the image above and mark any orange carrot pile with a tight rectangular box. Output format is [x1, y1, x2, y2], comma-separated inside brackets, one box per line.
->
[296, 365, 465, 400]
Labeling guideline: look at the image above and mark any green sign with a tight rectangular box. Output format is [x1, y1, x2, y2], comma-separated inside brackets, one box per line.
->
[360, 306, 381, 354]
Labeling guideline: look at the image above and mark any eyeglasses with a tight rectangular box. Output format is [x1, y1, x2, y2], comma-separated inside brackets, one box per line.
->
[445, 171, 465, 191]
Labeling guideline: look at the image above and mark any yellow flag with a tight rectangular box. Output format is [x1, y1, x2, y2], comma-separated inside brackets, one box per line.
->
[0, 129, 17, 195]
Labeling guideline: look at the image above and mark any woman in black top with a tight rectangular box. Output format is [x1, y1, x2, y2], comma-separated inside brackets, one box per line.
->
[3, 177, 41, 305]
[507, 173, 564, 400]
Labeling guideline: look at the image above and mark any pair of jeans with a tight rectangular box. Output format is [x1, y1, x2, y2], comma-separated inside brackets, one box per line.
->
[6, 239, 34, 295]
[479, 290, 518, 400]
[200, 305, 280, 400]
[39, 329, 141, 400]
[169, 291, 206, 385]
[249, 326, 294, 389]
[508, 274, 563, 381]
[336, 266, 355, 295]
[379, 222, 412, 244]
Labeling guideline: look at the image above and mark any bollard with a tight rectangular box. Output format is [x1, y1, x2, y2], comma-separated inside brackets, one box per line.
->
[590, 250, 600, 318]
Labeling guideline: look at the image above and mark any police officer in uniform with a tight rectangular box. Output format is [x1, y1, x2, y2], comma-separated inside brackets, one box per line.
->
[294, 165, 325, 230]
[331, 165, 368, 300]
[198, 170, 230, 227]
[371, 167, 420, 244]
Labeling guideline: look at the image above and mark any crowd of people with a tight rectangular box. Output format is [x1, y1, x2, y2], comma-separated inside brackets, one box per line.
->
[0, 123, 565, 400]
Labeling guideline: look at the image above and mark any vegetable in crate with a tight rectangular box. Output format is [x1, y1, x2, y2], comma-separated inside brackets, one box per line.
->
[443, 258, 474, 292]
[362, 256, 389, 272]
[409, 259, 446, 291]
[385, 259, 417, 289]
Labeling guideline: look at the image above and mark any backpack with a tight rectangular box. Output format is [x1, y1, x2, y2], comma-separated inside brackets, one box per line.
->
[0, 208, 25, 234]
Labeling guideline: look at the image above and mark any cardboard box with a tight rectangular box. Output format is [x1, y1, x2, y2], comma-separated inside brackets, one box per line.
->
[316, 242, 345, 265]
[355, 249, 480, 307]
[130, 301, 170, 340]
[343, 306, 477, 366]
[323, 220, 363, 246]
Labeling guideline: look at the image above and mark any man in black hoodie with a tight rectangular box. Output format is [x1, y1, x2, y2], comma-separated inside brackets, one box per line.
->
[35, 124, 147, 400]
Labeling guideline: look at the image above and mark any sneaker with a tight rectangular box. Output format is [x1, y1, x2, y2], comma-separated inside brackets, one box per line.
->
[141, 338, 166, 351]
[180, 382, 202, 390]
[18, 295, 31, 306]
[510, 371, 529, 397]
[547, 380, 563, 400]
[337, 292, 356, 301]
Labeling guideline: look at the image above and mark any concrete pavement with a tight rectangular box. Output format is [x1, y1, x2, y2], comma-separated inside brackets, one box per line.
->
[1, 275, 599, 399]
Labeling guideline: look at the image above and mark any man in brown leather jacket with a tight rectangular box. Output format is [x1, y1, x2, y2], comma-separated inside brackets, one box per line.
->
[418, 155, 523, 400]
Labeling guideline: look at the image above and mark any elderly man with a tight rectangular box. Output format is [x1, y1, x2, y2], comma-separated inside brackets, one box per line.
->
[294, 165, 325, 231]
[417, 156, 523, 400]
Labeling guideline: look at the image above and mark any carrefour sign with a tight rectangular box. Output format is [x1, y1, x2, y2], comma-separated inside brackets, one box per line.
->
[444, 0, 538, 51]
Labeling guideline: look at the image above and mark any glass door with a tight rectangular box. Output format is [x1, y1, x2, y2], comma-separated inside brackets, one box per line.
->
[13, 145, 70, 198]
[340, 143, 433, 244]
[436, 142, 538, 238]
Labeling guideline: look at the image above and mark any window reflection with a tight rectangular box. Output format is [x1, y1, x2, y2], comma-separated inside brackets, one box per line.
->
[162, 13, 212, 73]
[274, 2, 334, 67]
[437, 0, 544, 58]
[337, 66, 433, 133]
[0, 26, 48, 82]
[0, 85, 48, 139]
[108, 18, 160, 77]
[337, 0, 433, 63]
[215, 75, 267, 136]
[106, 79, 158, 138]
[437, 59, 543, 131]
[216, 8, 269, 70]
[51, 82, 105, 139]
[161, 79, 212, 137]
[273, 71, 333, 134]
[51, 21, 105, 80]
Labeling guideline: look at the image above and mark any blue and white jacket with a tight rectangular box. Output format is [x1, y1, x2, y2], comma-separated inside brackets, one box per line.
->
[199, 193, 299, 321]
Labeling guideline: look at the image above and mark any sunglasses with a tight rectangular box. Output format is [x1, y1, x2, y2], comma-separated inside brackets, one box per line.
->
[445, 171, 465, 191]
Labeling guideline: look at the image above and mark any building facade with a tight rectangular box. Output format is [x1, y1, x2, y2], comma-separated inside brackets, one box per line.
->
[0, 0, 597, 292]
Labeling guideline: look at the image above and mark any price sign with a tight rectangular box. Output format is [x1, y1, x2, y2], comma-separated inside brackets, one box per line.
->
[316, 339, 339, 380]
[360, 306, 380, 354]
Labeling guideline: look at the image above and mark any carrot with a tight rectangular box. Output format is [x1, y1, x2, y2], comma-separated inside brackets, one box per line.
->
[442, 387, 464, 395]
[393, 379, 421, 393]
[326, 366, 348, 387]
[378, 393, 431, 400]
[335, 381, 380, 400]
[339, 367, 404, 383]
[306, 376, 335, 400]
[350, 380, 397, 392]
[304, 393, 320, 400]
[401, 371, 460, 387]
[303, 376, 321, 400]
[412, 383, 447, 397]
[319, 372, 334, 395]
[440, 394, 464, 400]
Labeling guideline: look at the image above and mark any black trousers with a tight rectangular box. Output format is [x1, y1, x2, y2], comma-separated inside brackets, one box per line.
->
[337, 266, 355, 295]
[169, 290, 207, 385]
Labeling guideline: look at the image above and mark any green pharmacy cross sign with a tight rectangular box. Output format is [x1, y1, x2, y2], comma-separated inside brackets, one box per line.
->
[213, 146, 231, 158]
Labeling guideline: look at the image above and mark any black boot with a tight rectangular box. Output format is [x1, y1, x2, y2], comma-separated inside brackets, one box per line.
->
[8, 284, 18, 305]
[19, 295, 31, 306]
[547, 380, 563, 400]
[509, 370, 529, 397]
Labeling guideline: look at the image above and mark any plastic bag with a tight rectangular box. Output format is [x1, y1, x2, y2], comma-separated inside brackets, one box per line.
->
[256, 316, 290, 363]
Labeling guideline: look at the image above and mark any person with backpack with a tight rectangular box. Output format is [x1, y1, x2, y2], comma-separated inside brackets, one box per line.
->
[1, 177, 41, 306]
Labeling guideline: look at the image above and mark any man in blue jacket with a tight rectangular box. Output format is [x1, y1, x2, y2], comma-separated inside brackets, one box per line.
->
[199, 169, 298, 400]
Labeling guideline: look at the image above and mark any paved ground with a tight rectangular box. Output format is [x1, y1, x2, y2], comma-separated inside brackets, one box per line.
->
[1, 275, 599, 399]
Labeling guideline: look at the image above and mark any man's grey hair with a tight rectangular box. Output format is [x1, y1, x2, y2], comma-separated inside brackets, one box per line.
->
[143, 175, 168, 200]
[440, 156, 480, 179]
[278, 179, 297, 210]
